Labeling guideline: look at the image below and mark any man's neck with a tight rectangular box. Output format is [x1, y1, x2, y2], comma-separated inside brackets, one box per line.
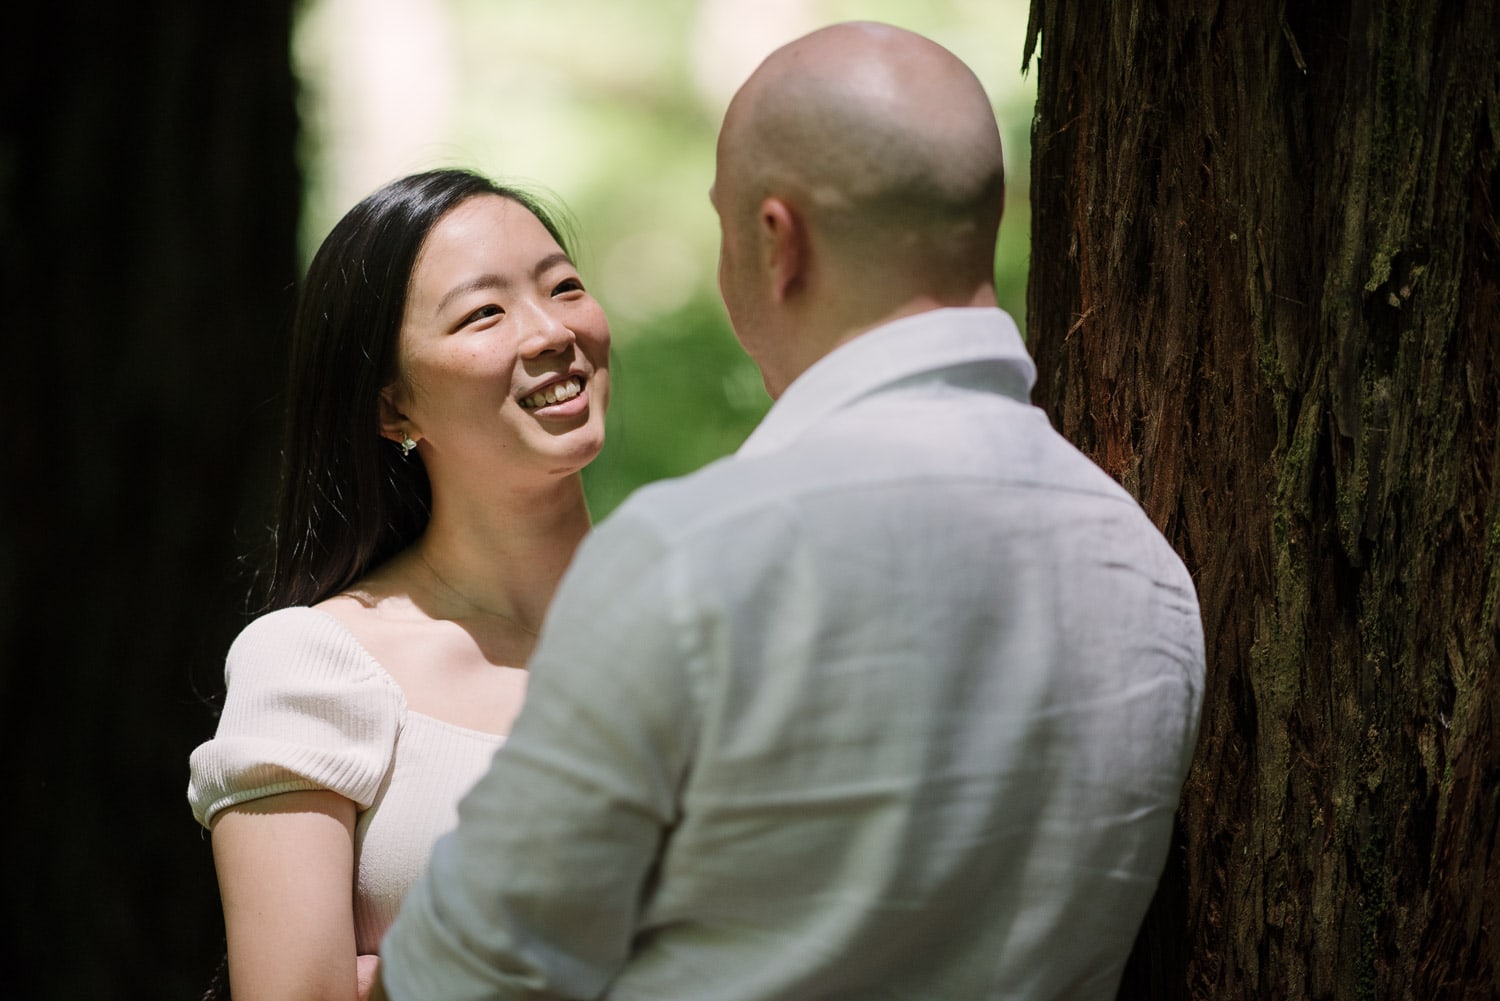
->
[766, 284, 999, 398]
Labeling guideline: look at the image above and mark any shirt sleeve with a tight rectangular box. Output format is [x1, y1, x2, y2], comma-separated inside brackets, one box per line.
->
[379, 509, 700, 1001]
[187, 607, 404, 828]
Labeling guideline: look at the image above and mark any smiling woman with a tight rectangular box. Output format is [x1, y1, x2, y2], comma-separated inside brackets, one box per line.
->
[383, 194, 610, 486]
[186, 168, 611, 1001]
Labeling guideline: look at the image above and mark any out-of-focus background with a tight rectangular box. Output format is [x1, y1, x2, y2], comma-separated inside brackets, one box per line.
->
[9, 3, 1495, 999]
[296, 0, 1037, 515]
[0, 2, 1033, 997]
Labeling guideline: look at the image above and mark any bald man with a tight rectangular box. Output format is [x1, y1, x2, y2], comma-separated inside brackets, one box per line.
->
[375, 22, 1204, 1001]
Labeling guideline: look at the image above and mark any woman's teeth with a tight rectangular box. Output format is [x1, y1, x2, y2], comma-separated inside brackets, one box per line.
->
[521, 376, 583, 410]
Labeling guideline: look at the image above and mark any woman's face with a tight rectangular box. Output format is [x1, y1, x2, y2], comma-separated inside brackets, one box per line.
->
[388, 195, 611, 486]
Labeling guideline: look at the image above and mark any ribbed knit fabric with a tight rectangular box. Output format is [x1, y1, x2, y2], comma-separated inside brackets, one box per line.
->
[188, 606, 504, 952]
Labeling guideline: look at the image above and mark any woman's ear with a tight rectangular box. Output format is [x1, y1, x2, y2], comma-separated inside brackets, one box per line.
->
[378, 382, 413, 445]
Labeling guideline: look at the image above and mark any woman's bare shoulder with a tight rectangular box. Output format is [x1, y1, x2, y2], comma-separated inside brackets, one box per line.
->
[314, 585, 525, 737]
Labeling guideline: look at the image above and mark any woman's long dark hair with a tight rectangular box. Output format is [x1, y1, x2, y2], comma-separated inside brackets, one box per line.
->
[263, 168, 572, 610]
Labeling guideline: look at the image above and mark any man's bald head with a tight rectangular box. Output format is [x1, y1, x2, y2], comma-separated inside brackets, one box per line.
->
[717, 22, 1005, 294]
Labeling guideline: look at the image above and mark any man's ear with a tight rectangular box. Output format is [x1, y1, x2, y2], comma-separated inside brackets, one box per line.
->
[378, 382, 412, 444]
[759, 196, 805, 304]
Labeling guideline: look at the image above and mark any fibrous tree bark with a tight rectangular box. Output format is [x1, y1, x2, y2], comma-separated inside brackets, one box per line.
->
[1024, 2, 1499, 998]
[0, 5, 299, 998]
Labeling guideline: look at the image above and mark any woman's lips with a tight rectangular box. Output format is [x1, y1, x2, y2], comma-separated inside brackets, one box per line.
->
[519, 375, 589, 417]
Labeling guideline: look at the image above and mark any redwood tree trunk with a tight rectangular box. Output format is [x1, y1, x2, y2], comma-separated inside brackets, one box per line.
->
[0, 5, 300, 998]
[1024, 2, 1499, 998]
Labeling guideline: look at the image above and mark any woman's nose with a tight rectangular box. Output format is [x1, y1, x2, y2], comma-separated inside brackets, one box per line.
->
[517, 300, 574, 356]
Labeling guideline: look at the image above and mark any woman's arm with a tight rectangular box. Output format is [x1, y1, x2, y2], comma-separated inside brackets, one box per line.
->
[211, 789, 360, 1001]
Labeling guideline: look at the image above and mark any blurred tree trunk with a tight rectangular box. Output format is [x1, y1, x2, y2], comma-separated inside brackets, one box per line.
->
[1024, 2, 1499, 999]
[0, 4, 299, 998]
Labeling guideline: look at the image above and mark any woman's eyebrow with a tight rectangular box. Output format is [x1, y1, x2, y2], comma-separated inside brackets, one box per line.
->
[437, 274, 506, 314]
[531, 251, 574, 279]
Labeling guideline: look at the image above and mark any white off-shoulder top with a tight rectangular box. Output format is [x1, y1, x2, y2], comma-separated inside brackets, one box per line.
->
[187, 606, 504, 953]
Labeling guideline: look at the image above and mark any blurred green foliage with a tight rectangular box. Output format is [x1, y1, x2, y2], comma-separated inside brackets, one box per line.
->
[296, 0, 1035, 519]
[583, 294, 770, 516]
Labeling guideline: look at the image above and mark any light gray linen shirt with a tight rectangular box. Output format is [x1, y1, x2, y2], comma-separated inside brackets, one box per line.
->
[380, 307, 1205, 1000]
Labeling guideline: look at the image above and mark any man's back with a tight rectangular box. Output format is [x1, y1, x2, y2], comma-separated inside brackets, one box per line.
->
[381, 310, 1204, 1000]
[599, 312, 1203, 998]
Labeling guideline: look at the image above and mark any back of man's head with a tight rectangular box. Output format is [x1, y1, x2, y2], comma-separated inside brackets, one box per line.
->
[719, 22, 1006, 319]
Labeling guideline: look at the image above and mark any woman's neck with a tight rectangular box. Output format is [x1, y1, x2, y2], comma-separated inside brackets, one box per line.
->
[410, 473, 593, 633]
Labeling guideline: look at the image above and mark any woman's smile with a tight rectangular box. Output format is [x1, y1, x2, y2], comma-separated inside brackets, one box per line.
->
[519, 374, 587, 412]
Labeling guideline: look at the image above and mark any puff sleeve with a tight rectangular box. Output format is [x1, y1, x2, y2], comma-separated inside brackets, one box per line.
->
[187, 607, 404, 828]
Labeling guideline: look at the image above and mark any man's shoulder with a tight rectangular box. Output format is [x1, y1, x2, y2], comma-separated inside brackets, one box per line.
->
[554, 454, 811, 625]
[602, 452, 793, 545]
[603, 395, 1134, 545]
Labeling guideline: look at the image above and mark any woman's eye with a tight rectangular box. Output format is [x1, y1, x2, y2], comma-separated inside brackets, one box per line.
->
[463, 304, 503, 324]
[552, 277, 584, 296]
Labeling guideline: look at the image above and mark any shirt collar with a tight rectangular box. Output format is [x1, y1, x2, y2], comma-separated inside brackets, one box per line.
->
[737, 307, 1035, 459]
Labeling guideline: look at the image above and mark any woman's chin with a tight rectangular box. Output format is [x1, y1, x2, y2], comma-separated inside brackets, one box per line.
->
[541, 433, 606, 478]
